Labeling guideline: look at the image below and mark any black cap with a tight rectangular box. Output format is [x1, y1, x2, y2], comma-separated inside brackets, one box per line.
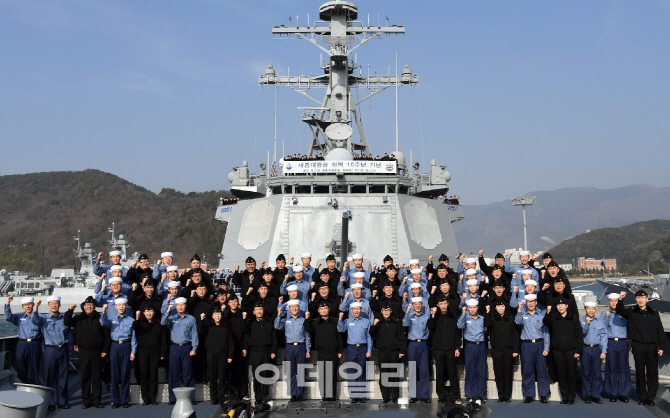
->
[318, 300, 329, 308]
[553, 277, 565, 284]
[245, 256, 256, 264]
[494, 299, 506, 307]
[254, 301, 264, 308]
[213, 306, 222, 313]
[317, 282, 329, 289]
[320, 268, 330, 276]
[264, 268, 274, 275]
[216, 289, 227, 296]
[437, 294, 448, 302]
[140, 302, 155, 312]
[439, 254, 449, 262]
[635, 289, 648, 297]
[492, 264, 503, 271]
[83, 296, 95, 305]
[196, 282, 207, 288]
[138, 253, 149, 260]
[257, 283, 268, 289]
[547, 260, 559, 268]
[386, 264, 396, 271]
[326, 254, 336, 261]
[191, 267, 204, 275]
[383, 255, 393, 262]
[542, 252, 553, 260]
[493, 279, 505, 287]
[495, 253, 505, 259]
[143, 278, 157, 287]
[436, 263, 447, 271]
[190, 254, 201, 262]
[381, 301, 392, 309]
[439, 278, 451, 285]
[382, 280, 394, 288]
[556, 298, 568, 305]
[139, 272, 152, 280]
[276, 254, 286, 261]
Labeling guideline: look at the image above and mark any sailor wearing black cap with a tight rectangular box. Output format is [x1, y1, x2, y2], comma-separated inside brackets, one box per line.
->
[243, 282, 278, 321]
[543, 298, 583, 404]
[181, 268, 213, 298]
[319, 254, 341, 292]
[179, 254, 214, 290]
[126, 253, 154, 287]
[427, 260, 459, 298]
[370, 255, 397, 295]
[245, 301, 278, 405]
[485, 299, 519, 402]
[427, 294, 461, 402]
[478, 279, 511, 314]
[272, 254, 290, 285]
[538, 275, 579, 317]
[428, 277, 460, 316]
[232, 256, 262, 297]
[188, 282, 214, 383]
[615, 290, 666, 406]
[370, 280, 404, 321]
[373, 263, 402, 296]
[370, 301, 406, 403]
[600, 293, 631, 402]
[478, 251, 513, 295]
[225, 295, 249, 399]
[198, 306, 234, 405]
[132, 304, 167, 405]
[129, 277, 162, 322]
[540, 260, 572, 295]
[64, 296, 110, 409]
[260, 267, 281, 300]
[304, 300, 343, 401]
[308, 281, 339, 319]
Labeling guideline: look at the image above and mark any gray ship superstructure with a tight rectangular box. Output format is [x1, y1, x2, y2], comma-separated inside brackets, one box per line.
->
[216, 1, 462, 268]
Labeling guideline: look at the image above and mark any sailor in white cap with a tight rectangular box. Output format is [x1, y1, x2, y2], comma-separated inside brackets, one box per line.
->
[152, 252, 174, 282]
[94, 263, 131, 294]
[459, 277, 481, 310]
[338, 271, 371, 300]
[599, 293, 631, 402]
[402, 282, 429, 312]
[458, 298, 487, 402]
[510, 278, 539, 309]
[581, 301, 607, 404]
[95, 273, 133, 321]
[161, 296, 198, 404]
[337, 299, 373, 402]
[4, 295, 42, 384]
[281, 264, 311, 306]
[100, 298, 135, 408]
[338, 283, 372, 319]
[288, 253, 316, 282]
[93, 249, 128, 285]
[507, 250, 539, 284]
[399, 267, 427, 298]
[274, 298, 311, 402]
[515, 293, 550, 403]
[341, 253, 371, 287]
[279, 284, 308, 317]
[161, 280, 182, 315]
[158, 265, 180, 295]
[510, 269, 534, 295]
[34, 295, 72, 410]
[457, 267, 482, 295]
[403, 293, 431, 402]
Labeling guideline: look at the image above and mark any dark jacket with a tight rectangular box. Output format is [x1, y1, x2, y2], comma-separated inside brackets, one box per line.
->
[242, 294, 278, 320]
[370, 293, 404, 320]
[427, 292, 460, 316]
[426, 309, 461, 351]
[616, 299, 666, 348]
[369, 316, 407, 354]
[64, 306, 110, 353]
[224, 309, 247, 351]
[198, 319, 235, 356]
[308, 294, 339, 318]
[126, 266, 154, 285]
[245, 316, 278, 354]
[128, 289, 162, 321]
[543, 311, 584, 353]
[485, 311, 520, 352]
[304, 316, 343, 354]
[538, 289, 579, 317]
[232, 269, 262, 297]
[132, 318, 167, 357]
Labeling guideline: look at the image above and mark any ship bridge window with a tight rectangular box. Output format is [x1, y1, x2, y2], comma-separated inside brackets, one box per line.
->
[333, 185, 347, 194]
[295, 185, 311, 194]
[284, 185, 293, 194]
[350, 185, 367, 194]
[370, 185, 385, 193]
[313, 185, 329, 194]
[271, 186, 282, 195]
[387, 185, 396, 193]
[399, 185, 409, 194]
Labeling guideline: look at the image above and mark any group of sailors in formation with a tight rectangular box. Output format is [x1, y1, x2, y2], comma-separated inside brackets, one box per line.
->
[3, 249, 665, 409]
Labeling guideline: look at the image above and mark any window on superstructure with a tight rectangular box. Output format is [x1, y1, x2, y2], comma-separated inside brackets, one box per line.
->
[284, 185, 293, 194]
[295, 185, 311, 194]
[370, 185, 385, 193]
[333, 185, 347, 194]
[271, 186, 282, 195]
[350, 185, 366, 194]
[314, 185, 329, 194]
[387, 185, 397, 193]
[399, 185, 409, 194]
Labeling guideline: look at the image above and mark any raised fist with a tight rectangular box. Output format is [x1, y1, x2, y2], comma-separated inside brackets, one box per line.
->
[339, 312, 344, 320]
[97, 252, 104, 260]
[428, 255, 434, 263]
[513, 286, 519, 293]
[478, 250, 484, 257]
[304, 311, 310, 319]
[605, 311, 610, 317]
[486, 305, 490, 313]
[200, 313, 206, 320]
[340, 276, 346, 282]
[132, 283, 138, 291]
[546, 306, 552, 313]
[284, 275, 290, 282]
[542, 283, 550, 291]
[459, 254, 466, 262]
[6, 296, 13, 304]
[343, 262, 349, 269]
[374, 318, 379, 326]
[430, 307, 437, 315]
[316, 262, 322, 269]
[289, 257, 295, 264]
[136, 311, 140, 320]
[620, 291, 626, 300]
[35, 299, 42, 308]
[102, 305, 108, 313]
[69, 304, 77, 310]
[260, 261, 266, 268]
[242, 312, 247, 319]
[462, 306, 467, 315]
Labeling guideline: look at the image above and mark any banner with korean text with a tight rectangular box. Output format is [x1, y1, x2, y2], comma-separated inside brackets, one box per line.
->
[282, 160, 397, 175]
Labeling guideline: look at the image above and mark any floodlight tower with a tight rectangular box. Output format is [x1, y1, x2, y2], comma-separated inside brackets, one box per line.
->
[511, 196, 536, 251]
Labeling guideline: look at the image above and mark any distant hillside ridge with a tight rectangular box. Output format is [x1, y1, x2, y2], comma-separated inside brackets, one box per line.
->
[0, 170, 228, 273]
[453, 185, 670, 255]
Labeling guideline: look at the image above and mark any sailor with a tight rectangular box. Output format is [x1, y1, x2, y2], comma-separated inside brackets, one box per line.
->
[337, 301, 372, 403]
[4, 296, 42, 384]
[152, 251, 174, 282]
[132, 304, 167, 405]
[232, 256, 262, 296]
[95, 268, 133, 320]
[581, 301, 607, 404]
[279, 284, 308, 317]
[280, 265, 311, 305]
[181, 254, 214, 291]
[188, 282, 213, 383]
[543, 298, 583, 404]
[510, 279, 538, 310]
[94, 263, 131, 295]
[456, 256, 482, 285]
[370, 301, 406, 404]
[275, 299, 311, 402]
[401, 258, 426, 284]
[245, 301, 278, 406]
[370, 280, 404, 320]
[159, 265, 180, 296]
[288, 253, 316, 282]
[225, 295, 249, 400]
[198, 306, 234, 405]
[372, 262, 402, 295]
[304, 300, 343, 401]
[339, 283, 372, 319]
[129, 276, 162, 321]
[485, 299, 519, 402]
[616, 290, 665, 406]
[93, 250, 128, 287]
[399, 268, 427, 298]
[403, 296, 431, 403]
[428, 277, 460, 316]
[458, 299, 487, 403]
[258, 267, 280, 300]
[126, 253, 153, 286]
[318, 254, 341, 294]
[243, 282, 278, 321]
[161, 280, 182, 315]
[338, 271, 371, 300]
[459, 276, 481, 309]
[600, 293, 631, 402]
[541, 260, 573, 294]
[272, 254, 289, 286]
[478, 251, 513, 294]
[510, 269, 534, 297]
[402, 282, 429, 312]
[507, 250, 540, 283]
[342, 254, 371, 286]
[515, 294, 550, 403]
[538, 276, 579, 317]
[161, 297, 198, 405]
[426, 294, 461, 403]
[100, 299, 136, 408]
[308, 281, 339, 319]
[181, 268, 212, 298]
[427, 260, 458, 298]
[478, 278, 510, 313]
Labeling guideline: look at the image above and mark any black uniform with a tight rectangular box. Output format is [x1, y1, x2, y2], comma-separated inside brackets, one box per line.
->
[242, 294, 278, 321]
[478, 256, 513, 294]
[308, 293, 339, 319]
[304, 315, 343, 400]
[616, 297, 666, 403]
[543, 308, 584, 403]
[128, 289, 162, 321]
[198, 317, 235, 403]
[132, 317, 167, 404]
[188, 293, 213, 382]
[63, 300, 110, 408]
[126, 266, 154, 286]
[485, 308, 519, 401]
[428, 291, 460, 315]
[426, 308, 461, 400]
[225, 308, 249, 398]
[232, 269, 262, 297]
[245, 316, 278, 403]
[370, 293, 404, 320]
[370, 315, 407, 402]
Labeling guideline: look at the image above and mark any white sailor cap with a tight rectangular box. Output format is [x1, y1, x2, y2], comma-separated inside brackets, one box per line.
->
[47, 295, 61, 302]
[161, 252, 174, 258]
[174, 297, 188, 304]
[524, 294, 537, 300]
[352, 253, 363, 260]
[350, 283, 364, 289]
[109, 250, 122, 257]
[465, 257, 477, 264]
[114, 298, 128, 305]
[411, 268, 422, 275]
[466, 279, 478, 286]
[293, 265, 304, 272]
[584, 301, 598, 308]
[519, 250, 531, 256]
[607, 293, 620, 300]
[410, 282, 422, 289]
[286, 284, 299, 292]
[300, 253, 312, 258]
[110, 265, 123, 272]
[350, 301, 362, 308]
[411, 297, 424, 304]
[525, 280, 538, 287]
[168, 281, 180, 288]
[465, 268, 478, 276]
[520, 269, 533, 276]
[108, 277, 122, 284]
[465, 299, 479, 306]
[20, 297, 34, 304]
[353, 271, 366, 279]
[409, 259, 420, 265]
[286, 299, 300, 306]
[166, 265, 179, 272]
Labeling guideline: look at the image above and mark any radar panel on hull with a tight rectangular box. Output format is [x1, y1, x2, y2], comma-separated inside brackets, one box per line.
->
[404, 199, 442, 249]
[238, 201, 276, 250]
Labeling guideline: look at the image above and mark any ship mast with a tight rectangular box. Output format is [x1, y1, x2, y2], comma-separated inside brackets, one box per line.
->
[259, 1, 418, 157]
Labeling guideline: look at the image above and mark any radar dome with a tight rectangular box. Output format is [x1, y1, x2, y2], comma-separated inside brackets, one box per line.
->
[324, 148, 354, 161]
[392, 151, 406, 167]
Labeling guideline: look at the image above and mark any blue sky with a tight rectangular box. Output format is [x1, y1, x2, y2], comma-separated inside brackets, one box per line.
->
[2, 0, 669, 205]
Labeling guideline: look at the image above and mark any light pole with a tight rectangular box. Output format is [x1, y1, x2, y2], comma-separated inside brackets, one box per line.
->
[511, 196, 536, 251]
